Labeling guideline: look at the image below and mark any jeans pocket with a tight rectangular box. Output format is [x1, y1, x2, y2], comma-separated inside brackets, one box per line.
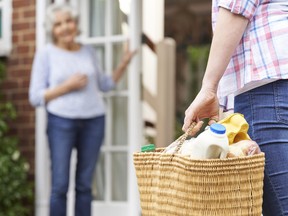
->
[274, 80, 288, 124]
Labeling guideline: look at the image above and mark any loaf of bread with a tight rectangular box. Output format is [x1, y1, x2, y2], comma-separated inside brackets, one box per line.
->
[226, 140, 261, 158]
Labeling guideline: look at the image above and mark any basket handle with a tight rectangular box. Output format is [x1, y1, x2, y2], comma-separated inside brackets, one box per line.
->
[169, 122, 197, 154]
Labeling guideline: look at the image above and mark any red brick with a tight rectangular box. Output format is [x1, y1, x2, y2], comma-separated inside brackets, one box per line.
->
[24, 9, 36, 18]
[0, 80, 19, 89]
[22, 57, 34, 65]
[12, 35, 20, 43]
[20, 78, 32, 88]
[13, 113, 32, 123]
[11, 91, 28, 101]
[19, 127, 35, 136]
[23, 32, 36, 42]
[13, 0, 32, 8]
[17, 45, 30, 53]
[12, 22, 30, 31]
[13, 10, 20, 20]
[7, 68, 23, 76]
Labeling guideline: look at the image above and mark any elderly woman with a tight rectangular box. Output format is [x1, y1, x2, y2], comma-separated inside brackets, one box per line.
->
[29, 3, 136, 216]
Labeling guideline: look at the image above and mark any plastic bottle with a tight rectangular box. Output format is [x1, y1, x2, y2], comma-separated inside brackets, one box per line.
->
[141, 144, 155, 152]
[179, 138, 196, 156]
[189, 123, 229, 159]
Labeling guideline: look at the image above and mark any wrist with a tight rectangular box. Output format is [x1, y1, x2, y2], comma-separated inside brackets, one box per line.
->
[201, 80, 218, 93]
[60, 82, 72, 94]
[122, 59, 130, 66]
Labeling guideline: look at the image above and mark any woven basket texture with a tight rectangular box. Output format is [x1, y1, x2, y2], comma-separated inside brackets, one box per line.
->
[133, 149, 265, 216]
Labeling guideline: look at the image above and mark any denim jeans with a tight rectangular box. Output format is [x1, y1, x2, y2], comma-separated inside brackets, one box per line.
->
[234, 79, 288, 216]
[47, 112, 105, 216]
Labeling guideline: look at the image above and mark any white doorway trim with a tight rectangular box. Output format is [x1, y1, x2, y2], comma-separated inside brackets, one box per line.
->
[35, 0, 50, 215]
[127, 0, 142, 215]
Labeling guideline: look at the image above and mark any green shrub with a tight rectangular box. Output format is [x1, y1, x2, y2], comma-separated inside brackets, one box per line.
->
[187, 44, 210, 103]
[0, 61, 33, 216]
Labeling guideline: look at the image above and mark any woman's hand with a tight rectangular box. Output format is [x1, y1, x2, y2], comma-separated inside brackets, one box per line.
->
[182, 87, 219, 136]
[44, 73, 87, 103]
[123, 49, 137, 64]
[63, 73, 88, 92]
[122, 43, 137, 66]
[113, 42, 137, 83]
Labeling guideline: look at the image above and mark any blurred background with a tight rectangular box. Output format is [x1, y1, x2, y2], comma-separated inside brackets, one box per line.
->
[0, 0, 212, 215]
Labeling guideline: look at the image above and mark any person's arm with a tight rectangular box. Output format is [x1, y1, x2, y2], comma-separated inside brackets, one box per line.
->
[202, 7, 249, 91]
[43, 73, 87, 103]
[112, 49, 137, 83]
[182, 8, 249, 133]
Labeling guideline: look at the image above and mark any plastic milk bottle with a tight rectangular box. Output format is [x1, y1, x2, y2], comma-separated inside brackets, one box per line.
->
[189, 123, 229, 159]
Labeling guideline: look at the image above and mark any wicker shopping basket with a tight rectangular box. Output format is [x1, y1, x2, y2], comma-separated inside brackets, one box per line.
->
[133, 126, 265, 216]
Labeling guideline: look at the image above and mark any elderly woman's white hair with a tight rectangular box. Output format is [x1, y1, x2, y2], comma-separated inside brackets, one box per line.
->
[45, 3, 79, 42]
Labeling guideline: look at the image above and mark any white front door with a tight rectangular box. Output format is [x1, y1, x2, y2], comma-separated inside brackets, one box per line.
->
[35, 0, 142, 216]
[78, 1, 141, 215]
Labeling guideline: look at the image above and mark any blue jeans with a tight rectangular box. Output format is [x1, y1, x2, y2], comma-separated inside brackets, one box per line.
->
[234, 79, 288, 216]
[47, 113, 105, 216]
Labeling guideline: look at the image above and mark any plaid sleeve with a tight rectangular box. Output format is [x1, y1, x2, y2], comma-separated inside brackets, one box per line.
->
[217, 0, 260, 20]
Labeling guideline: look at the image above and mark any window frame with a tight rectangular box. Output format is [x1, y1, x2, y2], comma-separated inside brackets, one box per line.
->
[0, 0, 12, 56]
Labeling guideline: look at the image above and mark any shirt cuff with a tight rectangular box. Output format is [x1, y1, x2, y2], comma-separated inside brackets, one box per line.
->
[218, 0, 259, 20]
[39, 89, 46, 106]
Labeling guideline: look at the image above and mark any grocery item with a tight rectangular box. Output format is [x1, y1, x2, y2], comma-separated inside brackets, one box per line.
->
[218, 113, 251, 144]
[226, 140, 261, 158]
[163, 140, 179, 154]
[189, 123, 229, 159]
[141, 144, 156, 152]
[178, 138, 196, 156]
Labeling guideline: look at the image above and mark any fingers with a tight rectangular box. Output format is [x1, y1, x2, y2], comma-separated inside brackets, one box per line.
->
[183, 115, 219, 137]
[74, 73, 86, 78]
[71, 73, 87, 88]
[126, 48, 138, 59]
[123, 40, 130, 52]
[208, 116, 219, 125]
[182, 114, 204, 136]
[79, 76, 87, 87]
[182, 115, 193, 132]
[187, 121, 204, 136]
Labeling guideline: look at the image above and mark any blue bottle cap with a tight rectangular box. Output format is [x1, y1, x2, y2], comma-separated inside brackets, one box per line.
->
[210, 123, 226, 135]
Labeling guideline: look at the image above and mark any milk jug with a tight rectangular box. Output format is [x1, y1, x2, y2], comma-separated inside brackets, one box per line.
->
[179, 138, 196, 156]
[189, 123, 229, 159]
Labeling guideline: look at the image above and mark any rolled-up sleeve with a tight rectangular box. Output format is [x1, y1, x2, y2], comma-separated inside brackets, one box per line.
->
[218, 0, 260, 20]
[29, 48, 49, 107]
[97, 73, 116, 92]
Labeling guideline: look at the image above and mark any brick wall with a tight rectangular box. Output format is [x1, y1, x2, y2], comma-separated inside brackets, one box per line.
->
[1, 0, 36, 178]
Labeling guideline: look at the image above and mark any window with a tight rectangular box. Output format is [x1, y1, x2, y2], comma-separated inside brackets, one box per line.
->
[0, 0, 12, 56]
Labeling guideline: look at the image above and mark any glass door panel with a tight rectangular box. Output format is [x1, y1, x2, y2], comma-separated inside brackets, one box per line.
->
[92, 152, 106, 201]
[111, 96, 128, 146]
[111, 152, 127, 201]
[112, 0, 128, 35]
[89, 0, 106, 37]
